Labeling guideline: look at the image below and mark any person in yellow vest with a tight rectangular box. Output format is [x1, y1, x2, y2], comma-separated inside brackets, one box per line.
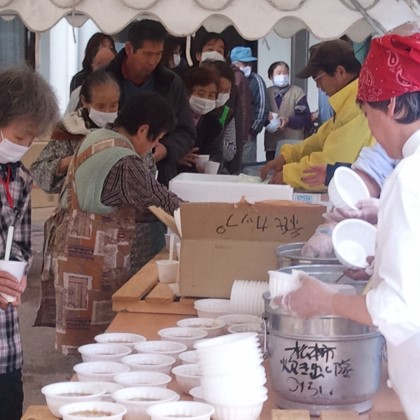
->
[38, 92, 181, 355]
[260, 39, 374, 190]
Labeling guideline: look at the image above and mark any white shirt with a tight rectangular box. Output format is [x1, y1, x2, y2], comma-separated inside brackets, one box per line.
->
[366, 129, 420, 420]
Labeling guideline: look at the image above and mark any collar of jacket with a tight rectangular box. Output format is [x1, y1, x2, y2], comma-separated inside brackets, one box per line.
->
[328, 78, 358, 116]
[106, 49, 177, 97]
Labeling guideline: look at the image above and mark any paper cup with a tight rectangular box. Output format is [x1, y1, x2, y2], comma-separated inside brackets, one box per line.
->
[204, 161, 220, 174]
[156, 260, 179, 284]
[195, 154, 210, 172]
[0, 260, 26, 302]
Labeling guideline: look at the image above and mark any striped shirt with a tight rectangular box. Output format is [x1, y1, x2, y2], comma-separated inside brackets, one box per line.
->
[101, 155, 181, 217]
[0, 165, 32, 374]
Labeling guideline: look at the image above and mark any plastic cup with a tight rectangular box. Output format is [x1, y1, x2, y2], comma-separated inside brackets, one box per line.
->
[0, 260, 26, 302]
[195, 154, 210, 172]
[156, 260, 179, 284]
[204, 161, 220, 174]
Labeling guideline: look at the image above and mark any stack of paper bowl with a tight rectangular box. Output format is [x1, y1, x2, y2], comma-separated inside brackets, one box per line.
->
[194, 332, 268, 420]
[230, 280, 269, 316]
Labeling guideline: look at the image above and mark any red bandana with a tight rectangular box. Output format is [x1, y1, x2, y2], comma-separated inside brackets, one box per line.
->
[357, 33, 420, 102]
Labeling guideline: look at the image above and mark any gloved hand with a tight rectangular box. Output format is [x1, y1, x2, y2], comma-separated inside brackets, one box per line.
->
[301, 222, 336, 258]
[323, 198, 379, 224]
[280, 273, 336, 319]
[344, 256, 375, 281]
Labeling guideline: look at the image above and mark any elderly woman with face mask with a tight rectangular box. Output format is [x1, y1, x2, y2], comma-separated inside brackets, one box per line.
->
[280, 27, 420, 419]
[264, 61, 311, 161]
[31, 69, 120, 194]
[177, 66, 225, 172]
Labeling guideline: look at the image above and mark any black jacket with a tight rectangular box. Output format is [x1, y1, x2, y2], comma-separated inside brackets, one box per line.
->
[106, 50, 196, 186]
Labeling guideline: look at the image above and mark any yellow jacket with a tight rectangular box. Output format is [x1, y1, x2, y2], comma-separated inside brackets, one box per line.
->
[281, 79, 374, 191]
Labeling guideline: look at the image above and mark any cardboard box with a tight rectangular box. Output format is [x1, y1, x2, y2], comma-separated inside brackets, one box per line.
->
[169, 173, 293, 203]
[176, 200, 325, 298]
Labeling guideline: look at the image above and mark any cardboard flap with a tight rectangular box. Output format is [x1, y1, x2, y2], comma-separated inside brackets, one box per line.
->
[148, 206, 180, 237]
[179, 201, 325, 242]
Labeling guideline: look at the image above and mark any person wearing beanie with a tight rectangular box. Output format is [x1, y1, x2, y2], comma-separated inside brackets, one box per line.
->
[260, 39, 374, 190]
[278, 25, 420, 419]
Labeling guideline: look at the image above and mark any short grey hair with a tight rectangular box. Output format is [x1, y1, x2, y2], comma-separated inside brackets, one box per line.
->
[0, 66, 59, 134]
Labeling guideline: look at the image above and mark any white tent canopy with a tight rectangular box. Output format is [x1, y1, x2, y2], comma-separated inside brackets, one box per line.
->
[0, 0, 419, 40]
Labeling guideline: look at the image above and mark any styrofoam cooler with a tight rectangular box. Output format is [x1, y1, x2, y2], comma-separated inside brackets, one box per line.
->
[168, 173, 293, 203]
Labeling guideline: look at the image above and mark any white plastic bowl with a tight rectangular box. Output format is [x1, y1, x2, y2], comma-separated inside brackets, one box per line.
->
[194, 299, 232, 318]
[332, 218, 377, 269]
[41, 381, 106, 417]
[134, 340, 187, 357]
[217, 314, 263, 332]
[171, 364, 201, 394]
[147, 401, 215, 420]
[328, 166, 370, 210]
[113, 371, 172, 388]
[58, 400, 127, 420]
[73, 361, 130, 382]
[78, 343, 132, 362]
[176, 318, 225, 338]
[112, 386, 180, 420]
[189, 386, 205, 402]
[157, 327, 208, 350]
[120, 354, 176, 374]
[84, 381, 124, 402]
[94, 332, 146, 348]
[178, 350, 198, 365]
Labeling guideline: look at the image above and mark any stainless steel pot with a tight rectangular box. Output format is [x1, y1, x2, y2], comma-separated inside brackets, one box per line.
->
[277, 264, 367, 294]
[263, 291, 384, 415]
[276, 242, 339, 268]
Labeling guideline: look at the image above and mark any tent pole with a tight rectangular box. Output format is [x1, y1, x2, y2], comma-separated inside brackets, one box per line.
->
[346, 0, 387, 35]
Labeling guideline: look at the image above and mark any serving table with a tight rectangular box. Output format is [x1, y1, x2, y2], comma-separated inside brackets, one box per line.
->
[22, 249, 407, 419]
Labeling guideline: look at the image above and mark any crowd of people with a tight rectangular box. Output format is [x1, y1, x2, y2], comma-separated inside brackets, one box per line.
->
[0, 17, 420, 420]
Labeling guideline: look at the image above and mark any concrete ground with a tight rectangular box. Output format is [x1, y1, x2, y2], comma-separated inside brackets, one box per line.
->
[20, 207, 81, 413]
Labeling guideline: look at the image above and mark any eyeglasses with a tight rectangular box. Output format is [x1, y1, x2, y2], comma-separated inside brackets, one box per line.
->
[313, 72, 326, 82]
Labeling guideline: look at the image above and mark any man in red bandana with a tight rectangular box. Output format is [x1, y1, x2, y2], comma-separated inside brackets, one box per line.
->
[277, 26, 420, 420]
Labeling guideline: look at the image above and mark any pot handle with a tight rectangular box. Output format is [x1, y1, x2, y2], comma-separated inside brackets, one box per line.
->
[262, 318, 269, 359]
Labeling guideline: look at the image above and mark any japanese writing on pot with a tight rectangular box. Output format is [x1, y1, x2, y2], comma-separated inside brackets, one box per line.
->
[280, 341, 354, 397]
[216, 213, 302, 238]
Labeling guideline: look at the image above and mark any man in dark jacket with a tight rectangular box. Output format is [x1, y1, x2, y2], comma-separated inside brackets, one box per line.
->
[106, 19, 195, 186]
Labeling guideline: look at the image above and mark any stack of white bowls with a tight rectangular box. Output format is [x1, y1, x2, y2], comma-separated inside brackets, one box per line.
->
[194, 332, 268, 420]
[230, 280, 269, 316]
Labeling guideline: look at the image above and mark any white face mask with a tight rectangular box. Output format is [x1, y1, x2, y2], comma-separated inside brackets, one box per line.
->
[189, 95, 216, 115]
[273, 74, 289, 87]
[89, 108, 118, 128]
[240, 66, 252, 78]
[216, 92, 230, 107]
[173, 53, 181, 67]
[201, 51, 225, 63]
[0, 132, 30, 164]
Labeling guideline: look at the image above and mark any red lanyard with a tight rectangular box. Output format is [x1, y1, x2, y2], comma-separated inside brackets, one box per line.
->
[0, 165, 14, 208]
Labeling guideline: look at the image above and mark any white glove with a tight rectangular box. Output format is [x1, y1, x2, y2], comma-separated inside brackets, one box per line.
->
[323, 198, 379, 224]
[281, 273, 336, 318]
[301, 222, 336, 258]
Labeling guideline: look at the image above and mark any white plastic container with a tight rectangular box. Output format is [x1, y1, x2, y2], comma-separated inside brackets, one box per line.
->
[58, 400, 127, 420]
[147, 401, 215, 420]
[169, 172, 293, 203]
